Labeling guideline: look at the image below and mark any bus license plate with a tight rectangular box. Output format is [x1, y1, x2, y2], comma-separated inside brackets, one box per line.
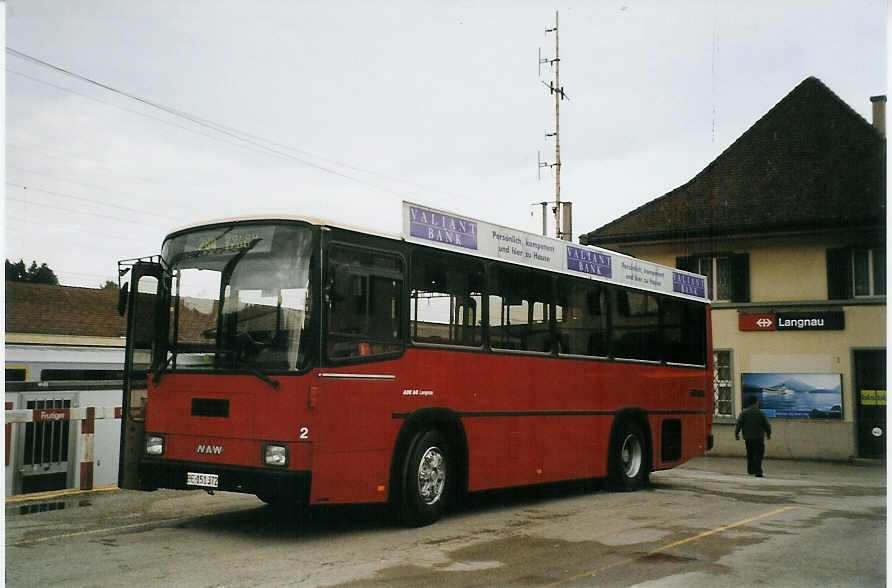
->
[186, 472, 219, 488]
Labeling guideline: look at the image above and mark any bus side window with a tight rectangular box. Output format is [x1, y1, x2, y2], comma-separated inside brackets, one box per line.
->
[410, 250, 483, 347]
[488, 265, 552, 353]
[556, 278, 608, 357]
[327, 246, 403, 361]
[611, 290, 660, 361]
[662, 298, 707, 366]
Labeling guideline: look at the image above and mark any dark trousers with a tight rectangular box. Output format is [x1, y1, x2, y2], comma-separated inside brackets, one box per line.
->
[745, 439, 765, 475]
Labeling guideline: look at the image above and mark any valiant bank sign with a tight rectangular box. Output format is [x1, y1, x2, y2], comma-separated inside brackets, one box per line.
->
[403, 202, 709, 302]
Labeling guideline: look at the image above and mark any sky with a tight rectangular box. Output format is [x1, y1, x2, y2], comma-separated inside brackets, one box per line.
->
[4, 0, 887, 288]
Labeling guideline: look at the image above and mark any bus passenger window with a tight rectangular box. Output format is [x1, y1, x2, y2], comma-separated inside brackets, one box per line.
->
[611, 290, 660, 361]
[327, 246, 403, 360]
[488, 266, 553, 353]
[556, 278, 608, 357]
[410, 251, 483, 347]
[662, 298, 707, 366]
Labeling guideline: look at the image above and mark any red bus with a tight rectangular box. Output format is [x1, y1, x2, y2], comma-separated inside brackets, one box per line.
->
[118, 202, 713, 526]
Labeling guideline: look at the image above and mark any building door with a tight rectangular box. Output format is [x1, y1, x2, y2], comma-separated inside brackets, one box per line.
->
[854, 349, 886, 459]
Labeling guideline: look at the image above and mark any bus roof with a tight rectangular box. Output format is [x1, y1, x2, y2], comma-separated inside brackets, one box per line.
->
[163, 204, 710, 303]
[164, 214, 401, 242]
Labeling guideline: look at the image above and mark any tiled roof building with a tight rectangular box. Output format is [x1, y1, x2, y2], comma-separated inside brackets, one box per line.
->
[581, 77, 885, 246]
[6, 281, 126, 342]
[580, 77, 886, 461]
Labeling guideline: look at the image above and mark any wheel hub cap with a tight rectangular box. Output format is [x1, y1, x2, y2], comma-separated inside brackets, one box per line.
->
[621, 434, 642, 478]
[417, 446, 446, 505]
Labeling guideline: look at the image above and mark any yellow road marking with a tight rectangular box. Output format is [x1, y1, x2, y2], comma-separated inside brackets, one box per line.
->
[5, 485, 118, 504]
[544, 505, 801, 587]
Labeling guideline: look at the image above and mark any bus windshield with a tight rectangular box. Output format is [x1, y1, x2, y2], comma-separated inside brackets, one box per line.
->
[161, 223, 314, 373]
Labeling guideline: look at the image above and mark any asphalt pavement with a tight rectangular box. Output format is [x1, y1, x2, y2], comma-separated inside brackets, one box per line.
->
[5, 456, 887, 587]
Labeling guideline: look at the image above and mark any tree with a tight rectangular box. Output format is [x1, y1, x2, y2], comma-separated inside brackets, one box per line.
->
[100, 280, 119, 290]
[5, 259, 60, 285]
[5, 259, 26, 281]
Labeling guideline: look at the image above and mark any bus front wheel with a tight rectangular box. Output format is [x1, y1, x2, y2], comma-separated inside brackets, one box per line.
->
[400, 430, 451, 526]
[609, 421, 650, 491]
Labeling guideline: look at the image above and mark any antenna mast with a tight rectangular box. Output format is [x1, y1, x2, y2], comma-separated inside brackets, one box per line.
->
[538, 10, 571, 240]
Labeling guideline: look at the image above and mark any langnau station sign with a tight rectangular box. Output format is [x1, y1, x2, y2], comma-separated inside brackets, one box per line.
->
[776, 311, 845, 331]
[739, 311, 845, 332]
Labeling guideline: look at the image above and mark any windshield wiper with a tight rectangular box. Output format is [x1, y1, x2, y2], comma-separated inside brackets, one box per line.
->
[246, 364, 280, 390]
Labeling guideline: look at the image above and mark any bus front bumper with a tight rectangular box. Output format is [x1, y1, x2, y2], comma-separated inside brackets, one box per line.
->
[140, 458, 311, 501]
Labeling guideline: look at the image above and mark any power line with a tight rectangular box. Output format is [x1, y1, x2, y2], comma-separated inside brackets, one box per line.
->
[7, 168, 181, 221]
[6, 48, 428, 199]
[7, 194, 168, 227]
[6, 68, 314, 169]
[6, 181, 177, 223]
[7, 140, 226, 195]
[5, 214, 156, 243]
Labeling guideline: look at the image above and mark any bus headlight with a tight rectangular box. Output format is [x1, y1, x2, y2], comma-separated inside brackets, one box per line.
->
[146, 435, 165, 456]
[263, 444, 289, 467]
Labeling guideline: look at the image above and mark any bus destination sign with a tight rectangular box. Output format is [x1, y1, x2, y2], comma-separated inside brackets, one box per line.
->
[402, 202, 709, 302]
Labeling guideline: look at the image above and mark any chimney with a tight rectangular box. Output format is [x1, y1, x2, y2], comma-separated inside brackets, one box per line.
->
[870, 95, 886, 134]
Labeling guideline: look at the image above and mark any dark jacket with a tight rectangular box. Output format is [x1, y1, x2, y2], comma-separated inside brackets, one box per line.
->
[735, 405, 772, 441]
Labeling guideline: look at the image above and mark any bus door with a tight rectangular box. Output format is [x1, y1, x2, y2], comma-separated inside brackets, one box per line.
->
[118, 258, 168, 489]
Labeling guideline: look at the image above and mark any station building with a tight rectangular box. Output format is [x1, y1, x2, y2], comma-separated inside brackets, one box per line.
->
[581, 77, 886, 461]
[5, 281, 125, 495]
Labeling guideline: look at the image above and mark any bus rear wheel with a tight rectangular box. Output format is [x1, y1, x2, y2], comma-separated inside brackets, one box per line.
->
[400, 430, 451, 526]
[609, 421, 650, 491]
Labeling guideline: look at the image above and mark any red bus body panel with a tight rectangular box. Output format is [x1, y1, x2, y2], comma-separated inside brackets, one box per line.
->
[146, 334, 713, 504]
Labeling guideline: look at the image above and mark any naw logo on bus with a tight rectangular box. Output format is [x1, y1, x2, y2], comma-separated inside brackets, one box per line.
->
[196, 444, 224, 455]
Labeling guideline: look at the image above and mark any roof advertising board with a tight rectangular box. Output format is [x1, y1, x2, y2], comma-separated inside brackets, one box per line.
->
[402, 201, 709, 302]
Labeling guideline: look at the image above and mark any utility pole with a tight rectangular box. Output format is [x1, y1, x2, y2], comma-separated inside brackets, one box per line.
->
[538, 10, 570, 240]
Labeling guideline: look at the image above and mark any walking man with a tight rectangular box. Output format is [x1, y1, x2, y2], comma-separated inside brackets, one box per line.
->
[735, 395, 771, 477]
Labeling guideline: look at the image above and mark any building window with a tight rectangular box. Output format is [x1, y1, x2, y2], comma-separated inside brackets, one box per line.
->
[714, 350, 733, 418]
[40, 369, 124, 381]
[700, 256, 730, 301]
[677, 253, 749, 302]
[853, 247, 885, 296]
[5, 367, 27, 382]
[827, 246, 886, 299]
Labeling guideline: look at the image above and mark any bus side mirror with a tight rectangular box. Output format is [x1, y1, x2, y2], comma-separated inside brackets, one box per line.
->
[118, 282, 130, 316]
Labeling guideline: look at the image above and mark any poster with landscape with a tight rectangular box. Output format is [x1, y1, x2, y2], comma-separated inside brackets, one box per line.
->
[741, 373, 842, 419]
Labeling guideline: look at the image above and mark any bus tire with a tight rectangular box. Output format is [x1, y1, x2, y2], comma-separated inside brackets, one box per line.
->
[400, 430, 451, 527]
[609, 420, 650, 491]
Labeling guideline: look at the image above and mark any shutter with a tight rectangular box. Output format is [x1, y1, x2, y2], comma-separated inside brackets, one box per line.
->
[730, 253, 750, 303]
[826, 247, 852, 300]
[676, 255, 697, 273]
